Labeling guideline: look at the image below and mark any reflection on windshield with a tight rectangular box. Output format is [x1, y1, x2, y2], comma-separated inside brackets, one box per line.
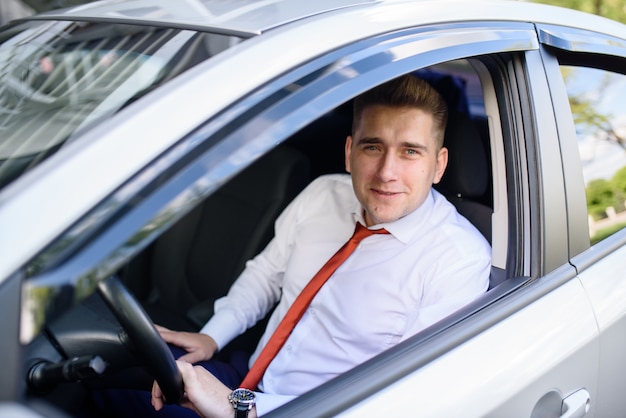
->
[0, 20, 242, 190]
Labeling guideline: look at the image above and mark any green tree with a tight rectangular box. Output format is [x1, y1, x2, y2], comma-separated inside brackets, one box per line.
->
[612, 166, 626, 195]
[560, 67, 626, 157]
[567, 70, 626, 149]
[586, 178, 616, 219]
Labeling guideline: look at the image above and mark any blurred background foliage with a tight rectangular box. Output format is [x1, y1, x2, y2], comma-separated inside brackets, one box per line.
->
[533, 0, 626, 24]
[587, 168, 626, 220]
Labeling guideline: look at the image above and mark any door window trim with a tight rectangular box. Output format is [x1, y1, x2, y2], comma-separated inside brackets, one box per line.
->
[538, 24, 626, 58]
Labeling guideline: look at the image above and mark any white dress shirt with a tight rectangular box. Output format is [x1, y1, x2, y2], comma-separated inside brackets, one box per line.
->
[201, 174, 491, 415]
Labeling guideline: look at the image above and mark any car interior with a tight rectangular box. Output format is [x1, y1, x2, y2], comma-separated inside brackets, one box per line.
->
[24, 59, 503, 415]
[117, 61, 497, 351]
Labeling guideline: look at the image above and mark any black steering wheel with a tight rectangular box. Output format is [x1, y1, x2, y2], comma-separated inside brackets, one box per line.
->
[97, 275, 183, 404]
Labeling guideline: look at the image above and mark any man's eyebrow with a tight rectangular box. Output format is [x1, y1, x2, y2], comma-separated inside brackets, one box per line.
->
[356, 137, 429, 151]
[356, 137, 383, 145]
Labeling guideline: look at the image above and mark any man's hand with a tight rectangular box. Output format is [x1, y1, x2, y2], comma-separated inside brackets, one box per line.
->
[152, 360, 257, 418]
[156, 325, 219, 364]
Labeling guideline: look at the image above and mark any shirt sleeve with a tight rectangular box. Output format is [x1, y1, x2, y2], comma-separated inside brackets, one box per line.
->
[199, 178, 314, 350]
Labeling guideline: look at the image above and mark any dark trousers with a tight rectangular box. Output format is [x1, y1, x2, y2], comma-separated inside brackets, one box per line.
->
[91, 346, 249, 417]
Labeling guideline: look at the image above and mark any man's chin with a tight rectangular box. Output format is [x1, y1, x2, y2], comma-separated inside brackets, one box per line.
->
[364, 209, 404, 226]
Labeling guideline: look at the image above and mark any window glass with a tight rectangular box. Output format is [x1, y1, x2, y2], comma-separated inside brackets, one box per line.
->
[0, 20, 243, 191]
[561, 65, 626, 243]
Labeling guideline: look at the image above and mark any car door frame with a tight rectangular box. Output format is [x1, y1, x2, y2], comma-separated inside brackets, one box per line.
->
[540, 24, 626, 416]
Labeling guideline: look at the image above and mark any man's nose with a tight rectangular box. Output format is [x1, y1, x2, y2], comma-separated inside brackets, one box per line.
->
[376, 152, 398, 182]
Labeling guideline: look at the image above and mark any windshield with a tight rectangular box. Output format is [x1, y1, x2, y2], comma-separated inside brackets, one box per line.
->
[0, 20, 243, 190]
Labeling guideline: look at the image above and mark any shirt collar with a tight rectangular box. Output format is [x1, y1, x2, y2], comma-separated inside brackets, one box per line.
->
[351, 189, 435, 244]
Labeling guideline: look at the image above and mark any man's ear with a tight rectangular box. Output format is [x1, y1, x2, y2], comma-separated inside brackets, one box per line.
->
[345, 135, 353, 173]
[432, 146, 448, 184]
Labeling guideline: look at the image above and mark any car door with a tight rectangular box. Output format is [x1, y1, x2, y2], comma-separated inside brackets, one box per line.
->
[266, 24, 602, 418]
[541, 24, 626, 416]
[234, 24, 600, 417]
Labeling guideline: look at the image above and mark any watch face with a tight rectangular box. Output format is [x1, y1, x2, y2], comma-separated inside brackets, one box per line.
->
[230, 388, 256, 408]
[232, 389, 255, 402]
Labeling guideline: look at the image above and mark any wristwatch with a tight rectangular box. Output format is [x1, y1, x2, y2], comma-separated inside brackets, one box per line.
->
[229, 388, 256, 418]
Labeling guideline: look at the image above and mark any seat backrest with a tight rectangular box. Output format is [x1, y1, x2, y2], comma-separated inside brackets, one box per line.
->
[436, 110, 493, 244]
[129, 146, 310, 329]
[418, 71, 498, 289]
[414, 71, 492, 232]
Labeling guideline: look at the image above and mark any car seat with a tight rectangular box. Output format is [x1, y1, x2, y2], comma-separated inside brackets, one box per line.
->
[436, 109, 492, 244]
[123, 146, 311, 334]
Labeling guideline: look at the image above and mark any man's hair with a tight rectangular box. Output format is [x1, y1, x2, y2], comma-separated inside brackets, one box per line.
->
[352, 74, 448, 149]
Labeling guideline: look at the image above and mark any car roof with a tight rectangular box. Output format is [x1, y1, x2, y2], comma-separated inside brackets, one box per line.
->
[26, 0, 626, 40]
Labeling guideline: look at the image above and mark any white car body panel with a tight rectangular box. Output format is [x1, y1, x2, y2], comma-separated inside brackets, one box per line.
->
[576, 240, 626, 416]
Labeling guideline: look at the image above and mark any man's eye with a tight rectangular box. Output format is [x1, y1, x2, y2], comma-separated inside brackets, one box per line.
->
[406, 149, 418, 155]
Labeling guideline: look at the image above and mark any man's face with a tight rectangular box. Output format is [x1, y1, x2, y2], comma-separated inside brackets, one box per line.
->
[345, 104, 448, 226]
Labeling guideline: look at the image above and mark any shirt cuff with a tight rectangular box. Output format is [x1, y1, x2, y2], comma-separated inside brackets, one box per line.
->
[198, 310, 242, 351]
[254, 392, 297, 416]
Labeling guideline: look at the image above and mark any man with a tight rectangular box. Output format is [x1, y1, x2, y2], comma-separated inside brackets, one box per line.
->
[125, 74, 490, 417]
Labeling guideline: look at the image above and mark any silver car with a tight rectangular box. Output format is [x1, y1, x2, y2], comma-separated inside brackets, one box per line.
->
[1, 0, 626, 416]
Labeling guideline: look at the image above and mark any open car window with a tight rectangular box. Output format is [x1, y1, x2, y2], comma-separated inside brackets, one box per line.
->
[21, 53, 512, 391]
[21, 55, 508, 337]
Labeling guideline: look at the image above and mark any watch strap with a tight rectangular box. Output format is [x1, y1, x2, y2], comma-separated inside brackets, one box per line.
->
[234, 406, 249, 418]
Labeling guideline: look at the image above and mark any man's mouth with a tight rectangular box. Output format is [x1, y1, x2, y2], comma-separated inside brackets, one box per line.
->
[371, 188, 400, 197]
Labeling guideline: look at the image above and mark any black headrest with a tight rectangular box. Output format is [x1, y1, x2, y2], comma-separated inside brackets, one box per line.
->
[438, 111, 488, 198]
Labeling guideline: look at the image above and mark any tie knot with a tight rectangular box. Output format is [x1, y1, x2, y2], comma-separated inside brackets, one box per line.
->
[352, 222, 390, 242]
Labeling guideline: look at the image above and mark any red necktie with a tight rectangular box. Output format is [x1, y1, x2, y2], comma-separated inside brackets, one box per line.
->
[239, 222, 389, 390]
